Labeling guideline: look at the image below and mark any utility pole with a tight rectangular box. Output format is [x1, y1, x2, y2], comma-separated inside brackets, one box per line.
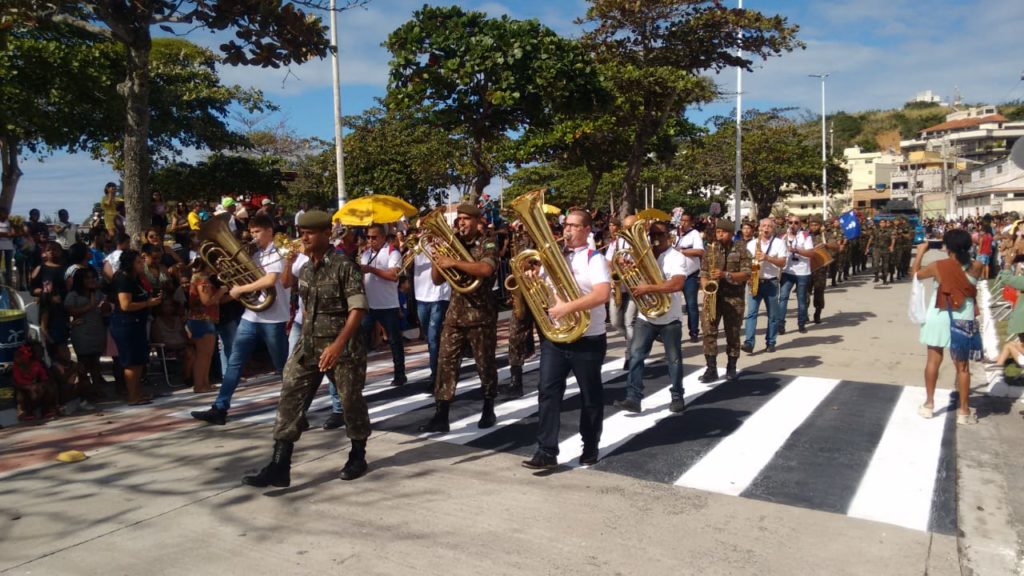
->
[734, 0, 743, 224]
[329, 0, 347, 207]
[809, 73, 830, 218]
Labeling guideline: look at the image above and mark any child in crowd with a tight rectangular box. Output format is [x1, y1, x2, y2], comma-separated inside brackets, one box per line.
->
[150, 298, 194, 386]
[13, 343, 58, 421]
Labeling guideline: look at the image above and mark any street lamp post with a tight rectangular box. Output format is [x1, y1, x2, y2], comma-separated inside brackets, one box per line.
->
[809, 73, 830, 218]
[733, 0, 743, 225]
[329, 0, 347, 207]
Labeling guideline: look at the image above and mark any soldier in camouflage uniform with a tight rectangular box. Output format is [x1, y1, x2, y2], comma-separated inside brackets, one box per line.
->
[807, 215, 840, 324]
[419, 204, 499, 433]
[828, 219, 847, 286]
[896, 218, 912, 280]
[867, 219, 886, 283]
[700, 219, 752, 382]
[242, 211, 371, 488]
[499, 223, 535, 400]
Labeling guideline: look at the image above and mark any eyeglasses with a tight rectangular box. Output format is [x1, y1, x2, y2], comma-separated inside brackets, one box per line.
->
[366, 235, 380, 240]
[788, 220, 801, 225]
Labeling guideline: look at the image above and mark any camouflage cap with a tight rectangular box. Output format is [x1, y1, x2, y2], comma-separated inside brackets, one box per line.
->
[296, 210, 332, 230]
[457, 203, 481, 217]
[715, 219, 735, 233]
[808, 214, 823, 224]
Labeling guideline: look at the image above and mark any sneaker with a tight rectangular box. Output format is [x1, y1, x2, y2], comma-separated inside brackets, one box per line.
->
[798, 325, 808, 334]
[522, 452, 558, 470]
[668, 399, 686, 413]
[766, 344, 776, 353]
[778, 326, 786, 335]
[322, 412, 346, 430]
[613, 398, 641, 413]
[740, 343, 754, 354]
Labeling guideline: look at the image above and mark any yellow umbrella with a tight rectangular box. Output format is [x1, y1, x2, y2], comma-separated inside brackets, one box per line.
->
[637, 208, 672, 222]
[543, 204, 561, 216]
[332, 195, 418, 226]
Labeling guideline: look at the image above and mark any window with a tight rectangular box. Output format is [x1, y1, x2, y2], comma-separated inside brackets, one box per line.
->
[979, 169, 985, 178]
[915, 181, 924, 188]
[997, 165, 1004, 174]
[800, 204, 807, 210]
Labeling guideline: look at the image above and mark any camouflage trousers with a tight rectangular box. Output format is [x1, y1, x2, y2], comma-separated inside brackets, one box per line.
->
[872, 250, 892, 278]
[702, 294, 745, 358]
[508, 309, 536, 368]
[436, 321, 498, 401]
[273, 352, 370, 443]
[811, 269, 827, 311]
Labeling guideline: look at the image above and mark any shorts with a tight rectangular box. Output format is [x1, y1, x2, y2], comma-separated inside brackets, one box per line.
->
[977, 254, 990, 265]
[187, 319, 216, 339]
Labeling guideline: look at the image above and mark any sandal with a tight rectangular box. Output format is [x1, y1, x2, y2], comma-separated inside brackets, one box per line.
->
[128, 398, 153, 406]
[917, 405, 934, 419]
[956, 410, 977, 425]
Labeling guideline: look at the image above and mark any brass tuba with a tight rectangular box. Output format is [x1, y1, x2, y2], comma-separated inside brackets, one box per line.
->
[414, 209, 482, 294]
[750, 239, 761, 297]
[197, 215, 276, 312]
[505, 227, 529, 321]
[704, 242, 719, 323]
[611, 220, 671, 319]
[505, 189, 590, 344]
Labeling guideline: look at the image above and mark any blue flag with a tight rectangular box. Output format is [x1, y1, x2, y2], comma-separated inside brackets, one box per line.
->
[839, 210, 861, 239]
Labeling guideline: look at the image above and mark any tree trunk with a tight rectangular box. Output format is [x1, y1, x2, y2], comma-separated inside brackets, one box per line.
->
[467, 139, 490, 204]
[0, 133, 22, 212]
[584, 168, 603, 211]
[120, 36, 153, 247]
[618, 133, 647, 220]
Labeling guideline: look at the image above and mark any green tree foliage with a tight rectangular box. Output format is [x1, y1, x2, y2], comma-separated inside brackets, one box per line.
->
[684, 109, 848, 220]
[580, 0, 803, 218]
[3, 0, 363, 241]
[384, 5, 600, 202]
[150, 154, 286, 203]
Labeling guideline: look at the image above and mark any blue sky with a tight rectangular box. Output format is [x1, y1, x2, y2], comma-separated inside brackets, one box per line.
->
[14, 0, 1024, 221]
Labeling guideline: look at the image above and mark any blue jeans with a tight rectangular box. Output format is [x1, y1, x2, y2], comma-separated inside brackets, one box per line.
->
[362, 307, 406, 379]
[288, 321, 302, 355]
[744, 278, 780, 347]
[213, 319, 288, 411]
[216, 317, 239, 379]
[682, 272, 701, 338]
[417, 300, 449, 380]
[536, 335, 607, 457]
[779, 273, 810, 330]
[626, 319, 683, 403]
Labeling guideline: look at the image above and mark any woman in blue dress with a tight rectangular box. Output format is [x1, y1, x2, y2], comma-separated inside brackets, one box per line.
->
[912, 228, 984, 424]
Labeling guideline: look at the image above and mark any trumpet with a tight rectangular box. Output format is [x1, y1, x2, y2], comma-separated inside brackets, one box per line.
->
[704, 242, 719, 323]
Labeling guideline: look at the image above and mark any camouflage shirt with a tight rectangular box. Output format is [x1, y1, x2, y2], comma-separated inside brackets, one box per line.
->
[700, 241, 752, 298]
[295, 250, 368, 368]
[446, 233, 498, 327]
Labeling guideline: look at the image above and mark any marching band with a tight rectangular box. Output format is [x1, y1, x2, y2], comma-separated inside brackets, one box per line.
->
[192, 192, 869, 485]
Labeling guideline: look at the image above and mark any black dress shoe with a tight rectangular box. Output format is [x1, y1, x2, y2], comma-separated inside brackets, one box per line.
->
[613, 398, 641, 413]
[689, 335, 700, 343]
[579, 446, 599, 466]
[191, 407, 227, 425]
[741, 343, 754, 353]
[777, 326, 786, 335]
[522, 452, 557, 470]
[322, 412, 346, 430]
[798, 325, 808, 334]
[390, 374, 408, 387]
[766, 344, 776, 353]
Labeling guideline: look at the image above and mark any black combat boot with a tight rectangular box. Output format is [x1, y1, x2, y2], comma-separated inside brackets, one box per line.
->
[242, 440, 293, 488]
[418, 400, 450, 433]
[498, 366, 524, 400]
[726, 356, 739, 381]
[478, 398, 497, 429]
[191, 406, 227, 425]
[813, 309, 822, 324]
[339, 439, 368, 481]
[699, 355, 719, 383]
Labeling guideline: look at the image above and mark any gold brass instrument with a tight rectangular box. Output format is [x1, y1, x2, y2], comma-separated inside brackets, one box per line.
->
[611, 220, 671, 319]
[505, 228, 528, 320]
[198, 215, 276, 312]
[415, 209, 482, 295]
[704, 242, 719, 323]
[610, 238, 622, 310]
[750, 239, 762, 297]
[397, 233, 420, 277]
[505, 189, 590, 344]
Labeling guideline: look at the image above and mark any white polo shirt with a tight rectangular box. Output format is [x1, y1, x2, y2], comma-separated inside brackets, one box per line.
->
[291, 253, 309, 325]
[413, 252, 450, 303]
[674, 228, 704, 276]
[639, 248, 685, 325]
[242, 242, 291, 324]
[565, 245, 610, 338]
[746, 237, 789, 280]
[361, 245, 401, 310]
[782, 231, 814, 277]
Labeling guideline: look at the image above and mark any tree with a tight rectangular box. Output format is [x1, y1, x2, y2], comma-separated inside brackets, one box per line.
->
[4, 0, 366, 240]
[684, 109, 848, 219]
[579, 0, 802, 218]
[384, 5, 600, 202]
[150, 154, 286, 203]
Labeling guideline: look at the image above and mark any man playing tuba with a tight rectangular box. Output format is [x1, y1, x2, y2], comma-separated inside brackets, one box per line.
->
[418, 204, 500, 433]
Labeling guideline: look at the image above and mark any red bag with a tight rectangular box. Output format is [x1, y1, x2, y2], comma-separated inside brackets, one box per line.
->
[1004, 286, 1019, 305]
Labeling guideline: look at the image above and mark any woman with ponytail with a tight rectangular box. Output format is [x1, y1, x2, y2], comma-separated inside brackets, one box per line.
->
[913, 228, 984, 424]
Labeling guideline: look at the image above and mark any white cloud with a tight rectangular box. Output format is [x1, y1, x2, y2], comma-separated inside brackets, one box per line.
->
[12, 153, 118, 221]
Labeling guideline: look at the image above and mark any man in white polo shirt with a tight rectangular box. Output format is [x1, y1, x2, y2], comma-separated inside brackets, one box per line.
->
[674, 213, 705, 343]
[360, 223, 406, 387]
[779, 214, 815, 335]
[615, 220, 687, 414]
[742, 218, 789, 353]
[413, 244, 451, 386]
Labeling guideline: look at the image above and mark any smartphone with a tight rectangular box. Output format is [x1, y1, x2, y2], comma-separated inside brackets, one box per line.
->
[927, 239, 943, 250]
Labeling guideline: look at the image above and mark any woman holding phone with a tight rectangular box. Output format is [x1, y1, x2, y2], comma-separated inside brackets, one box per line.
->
[110, 249, 163, 405]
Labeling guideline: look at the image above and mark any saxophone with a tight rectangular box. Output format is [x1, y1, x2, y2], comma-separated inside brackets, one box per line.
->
[704, 242, 719, 323]
[609, 237, 622, 309]
[611, 220, 671, 319]
[505, 189, 590, 344]
[750, 239, 762, 297]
